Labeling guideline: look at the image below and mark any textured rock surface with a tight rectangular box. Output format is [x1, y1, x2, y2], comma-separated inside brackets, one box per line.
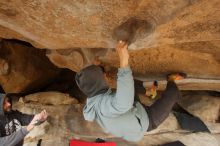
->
[143, 79, 220, 92]
[0, 0, 219, 49]
[23, 91, 79, 105]
[102, 45, 220, 79]
[0, 1, 219, 145]
[0, 40, 60, 93]
[0, 0, 219, 85]
[179, 91, 220, 122]
[11, 91, 220, 146]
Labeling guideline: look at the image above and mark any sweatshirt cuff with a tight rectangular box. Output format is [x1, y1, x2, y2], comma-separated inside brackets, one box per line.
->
[21, 127, 29, 136]
[118, 66, 132, 76]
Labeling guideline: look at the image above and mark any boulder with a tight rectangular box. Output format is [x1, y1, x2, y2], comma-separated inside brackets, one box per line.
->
[0, 39, 60, 93]
[23, 92, 79, 105]
[0, 1, 219, 88]
[179, 92, 220, 122]
[0, 0, 219, 50]
[13, 97, 220, 146]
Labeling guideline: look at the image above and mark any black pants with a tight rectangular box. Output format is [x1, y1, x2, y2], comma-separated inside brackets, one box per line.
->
[135, 81, 181, 131]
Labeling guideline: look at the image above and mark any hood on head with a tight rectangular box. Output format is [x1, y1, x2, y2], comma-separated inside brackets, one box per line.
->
[75, 65, 109, 97]
[0, 93, 6, 116]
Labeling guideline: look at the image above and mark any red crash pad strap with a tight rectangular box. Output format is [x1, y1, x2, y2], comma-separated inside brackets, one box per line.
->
[70, 139, 116, 146]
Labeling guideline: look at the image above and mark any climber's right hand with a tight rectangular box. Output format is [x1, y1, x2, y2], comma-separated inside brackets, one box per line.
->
[116, 40, 129, 68]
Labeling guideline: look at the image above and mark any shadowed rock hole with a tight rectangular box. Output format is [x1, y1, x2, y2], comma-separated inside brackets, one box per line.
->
[0, 39, 86, 103]
[112, 17, 155, 44]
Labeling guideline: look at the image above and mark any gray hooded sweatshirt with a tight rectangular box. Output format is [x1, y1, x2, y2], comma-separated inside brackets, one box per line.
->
[82, 67, 149, 142]
[0, 128, 29, 146]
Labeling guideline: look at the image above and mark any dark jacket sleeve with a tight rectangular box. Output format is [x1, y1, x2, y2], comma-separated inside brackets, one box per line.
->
[0, 127, 29, 146]
[13, 110, 34, 126]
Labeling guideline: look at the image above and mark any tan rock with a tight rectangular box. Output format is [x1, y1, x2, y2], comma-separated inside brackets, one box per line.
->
[0, 58, 9, 75]
[24, 92, 79, 105]
[140, 132, 219, 146]
[1, 0, 219, 144]
[13, 98, 220, 146]
[0, 0, 219, 49]
[103, 44, 220, 80]
[179, 92, 220, 122]
[213, 134, 220, 146]
[46, 48, 109, 72]
[146, 113, 180, 135]
[143, 79, 220, 92]
[0, 40, 60, 93]
[0, 0, 219, 88]
[26, 121, 50, 139]
[46, 49, 84, 72]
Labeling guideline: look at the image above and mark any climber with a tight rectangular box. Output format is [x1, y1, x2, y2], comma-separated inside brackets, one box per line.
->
[0, 93, 48, 146]
[75, 40, 186, 142]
